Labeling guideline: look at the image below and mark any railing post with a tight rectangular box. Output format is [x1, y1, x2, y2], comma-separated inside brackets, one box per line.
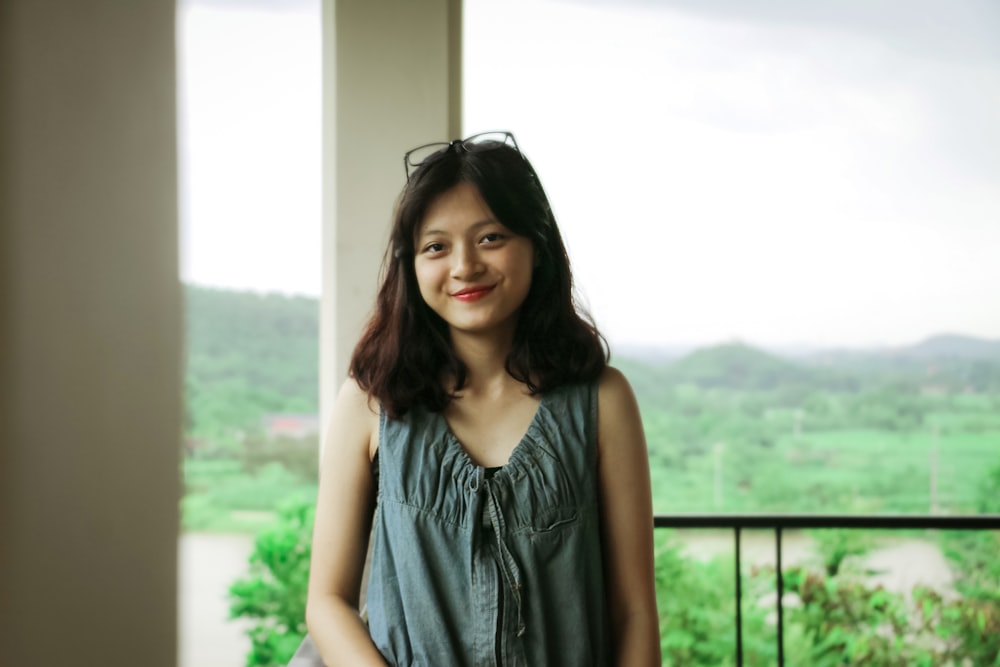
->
[775, 526, 784, 667]
[734, 525, 743, 667]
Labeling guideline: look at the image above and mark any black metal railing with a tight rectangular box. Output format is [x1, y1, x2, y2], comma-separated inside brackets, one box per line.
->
[652, 513, 1000, 667]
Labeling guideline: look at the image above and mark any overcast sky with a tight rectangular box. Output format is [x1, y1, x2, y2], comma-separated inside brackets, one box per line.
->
[178, 0, 1000, 349]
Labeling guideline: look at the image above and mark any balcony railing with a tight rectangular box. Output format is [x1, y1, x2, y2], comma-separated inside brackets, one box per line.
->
[653, 513, 1000, 667]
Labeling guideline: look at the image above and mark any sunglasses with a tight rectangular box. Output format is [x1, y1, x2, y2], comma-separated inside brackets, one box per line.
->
[403, 131, 521, 181]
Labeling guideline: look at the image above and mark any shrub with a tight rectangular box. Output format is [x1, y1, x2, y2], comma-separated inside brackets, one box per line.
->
[655, 531, 773, 666]
[229, 498, 314, 667]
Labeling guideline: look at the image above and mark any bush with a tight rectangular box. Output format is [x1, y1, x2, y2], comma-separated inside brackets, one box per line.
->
[229, 498, 314, 667]
[780, 566, 918, 666]
[655, 531, 773, 666]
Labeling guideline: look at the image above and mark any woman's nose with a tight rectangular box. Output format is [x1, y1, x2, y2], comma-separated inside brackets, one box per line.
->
[450, 244, 483, 279]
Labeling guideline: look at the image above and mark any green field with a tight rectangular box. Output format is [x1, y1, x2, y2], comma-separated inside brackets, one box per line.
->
[648, 421, 1000, 515]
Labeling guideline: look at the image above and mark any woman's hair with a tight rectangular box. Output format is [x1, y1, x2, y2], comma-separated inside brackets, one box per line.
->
[350, 137, 608, 418]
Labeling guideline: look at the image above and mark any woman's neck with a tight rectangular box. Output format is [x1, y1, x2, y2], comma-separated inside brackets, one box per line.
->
[449, 328, 517, 394]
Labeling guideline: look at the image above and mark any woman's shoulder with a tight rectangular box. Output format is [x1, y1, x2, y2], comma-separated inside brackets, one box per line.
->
[543, 367, 636, 430]
[331, 377, 381, 460]
[597, 365, 635, 400]
[337, 376, 380, 413]
[595, 366, 642, 439]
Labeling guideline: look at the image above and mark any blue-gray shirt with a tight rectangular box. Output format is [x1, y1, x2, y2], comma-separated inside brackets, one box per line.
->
[366, 381, 611, 666]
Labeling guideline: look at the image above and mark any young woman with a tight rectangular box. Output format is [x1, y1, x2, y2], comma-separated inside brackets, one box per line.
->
[305, 132, 660, 666]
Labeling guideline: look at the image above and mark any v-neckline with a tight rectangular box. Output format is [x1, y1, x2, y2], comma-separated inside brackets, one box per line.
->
[439, 391, 546, 470]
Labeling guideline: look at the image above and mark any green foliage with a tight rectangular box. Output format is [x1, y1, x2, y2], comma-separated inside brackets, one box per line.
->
[229, 499, 315, 667]
[932, 459, 1000, 665]
[780, 566, 916, 666]
[941, 459, 1000, 601]
[183, 459, 317, 532]
[655, 532, 773, 666]
[656, 526, 1000, 666]
[808, 529, 872, 577]
[241, 433, 320, 483]
[979, 461, 1000, 513]
[184, 284, 319, 449]
[634, 369, 1000, 515]
[912, 586, 1000, 666]
[661, 343, 815, 392]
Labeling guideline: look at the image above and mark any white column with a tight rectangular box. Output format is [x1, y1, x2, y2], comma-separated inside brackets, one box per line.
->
[320, 0, 462, 428]
[0, 2, 180, 665]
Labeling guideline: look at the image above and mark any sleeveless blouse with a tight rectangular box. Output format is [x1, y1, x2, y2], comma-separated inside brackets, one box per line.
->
[366, 381, 611, 666]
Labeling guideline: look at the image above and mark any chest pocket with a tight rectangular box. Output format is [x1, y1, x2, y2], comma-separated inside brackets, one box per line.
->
[501, 440, 587, 536]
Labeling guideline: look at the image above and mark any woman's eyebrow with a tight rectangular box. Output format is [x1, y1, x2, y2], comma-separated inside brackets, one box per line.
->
[417, 219, 498, 239]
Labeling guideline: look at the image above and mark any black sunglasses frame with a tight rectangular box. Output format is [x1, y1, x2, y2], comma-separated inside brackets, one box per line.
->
[403, 131, 521, 181]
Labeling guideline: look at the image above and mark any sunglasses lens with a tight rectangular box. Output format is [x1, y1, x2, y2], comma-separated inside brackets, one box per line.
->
[462, 131, 515, 152]
[406, 143, 450, 173]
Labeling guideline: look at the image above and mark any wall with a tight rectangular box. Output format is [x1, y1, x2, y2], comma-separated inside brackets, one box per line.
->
[0, 2, 181, 665]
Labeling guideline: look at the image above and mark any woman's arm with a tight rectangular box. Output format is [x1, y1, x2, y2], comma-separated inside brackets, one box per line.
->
[305, 378, 386, 666]
[597, 367, 661, 666]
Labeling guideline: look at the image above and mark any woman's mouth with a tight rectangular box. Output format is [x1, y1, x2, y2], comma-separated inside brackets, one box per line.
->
[451, 286, 494, 302]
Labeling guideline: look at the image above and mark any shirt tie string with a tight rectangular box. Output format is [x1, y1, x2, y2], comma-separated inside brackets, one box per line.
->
[480, 472, 526, 637]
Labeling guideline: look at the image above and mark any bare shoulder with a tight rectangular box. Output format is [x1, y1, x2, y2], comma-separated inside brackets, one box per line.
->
[597, 365, 640, 417]
[596, 365, 644, 455]
[597, 365, 633, 395]
[336, 376, 379, 414]
[325, 377, 380, 461]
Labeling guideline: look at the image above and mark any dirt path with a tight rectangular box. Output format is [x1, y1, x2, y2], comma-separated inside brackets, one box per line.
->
[673, 529, 955, 594]
[178, 532, 255, 667]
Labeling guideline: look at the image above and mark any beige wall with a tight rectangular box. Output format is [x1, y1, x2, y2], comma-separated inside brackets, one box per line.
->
[320, 0, 462, 426]
[0, 2, 180, 665]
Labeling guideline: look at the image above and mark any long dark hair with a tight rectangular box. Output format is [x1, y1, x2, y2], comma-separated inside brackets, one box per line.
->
[350, 137, 607, 418]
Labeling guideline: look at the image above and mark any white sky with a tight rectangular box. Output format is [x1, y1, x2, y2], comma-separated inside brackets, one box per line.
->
[177, 0, 321, 301]
[178, 0, 1000, 349]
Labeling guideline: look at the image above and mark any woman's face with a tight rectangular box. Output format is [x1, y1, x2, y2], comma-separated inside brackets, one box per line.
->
[413, 181, 535, 340]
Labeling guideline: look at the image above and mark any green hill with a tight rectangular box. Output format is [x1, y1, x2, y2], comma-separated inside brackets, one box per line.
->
[663, 342, 813, 391]
[901, 334, 1000, 360]
[184, 284, 319, 448]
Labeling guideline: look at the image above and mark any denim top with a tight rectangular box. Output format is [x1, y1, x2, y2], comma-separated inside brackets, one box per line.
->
[366, 381, 611, 667]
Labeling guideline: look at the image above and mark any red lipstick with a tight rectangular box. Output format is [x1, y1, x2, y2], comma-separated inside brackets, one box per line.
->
[451, 285, 494, 302]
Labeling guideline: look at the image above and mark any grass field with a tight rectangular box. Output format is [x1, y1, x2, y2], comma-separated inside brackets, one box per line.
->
[183, 458, 316, 532]
[649, 420, 999, 515]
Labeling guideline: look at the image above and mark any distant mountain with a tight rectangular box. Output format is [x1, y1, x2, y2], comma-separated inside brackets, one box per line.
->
[184, 284, 319, 443]
[611, 343, 695, 362]
[619, 334, 1000, 364]
[663, 342, 814, 390]
[895, 334, 1000, 360]
[617, 335, 1000, 393]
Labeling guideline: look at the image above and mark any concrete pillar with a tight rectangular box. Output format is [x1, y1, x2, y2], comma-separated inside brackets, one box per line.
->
[320, 0, 462, 426]
[0, 2, 180, 666]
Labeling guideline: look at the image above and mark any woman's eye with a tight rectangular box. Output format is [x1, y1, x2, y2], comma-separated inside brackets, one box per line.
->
[480, 232, 504, 244]
[423, 242, 445, 254]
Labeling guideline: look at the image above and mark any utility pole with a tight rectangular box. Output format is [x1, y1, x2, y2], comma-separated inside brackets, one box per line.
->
[714, 442, 724, 510]
[929, 423, 940, 514]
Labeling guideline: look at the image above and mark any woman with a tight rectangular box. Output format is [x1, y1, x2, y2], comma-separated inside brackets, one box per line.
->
[305, 131, 659, 666]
